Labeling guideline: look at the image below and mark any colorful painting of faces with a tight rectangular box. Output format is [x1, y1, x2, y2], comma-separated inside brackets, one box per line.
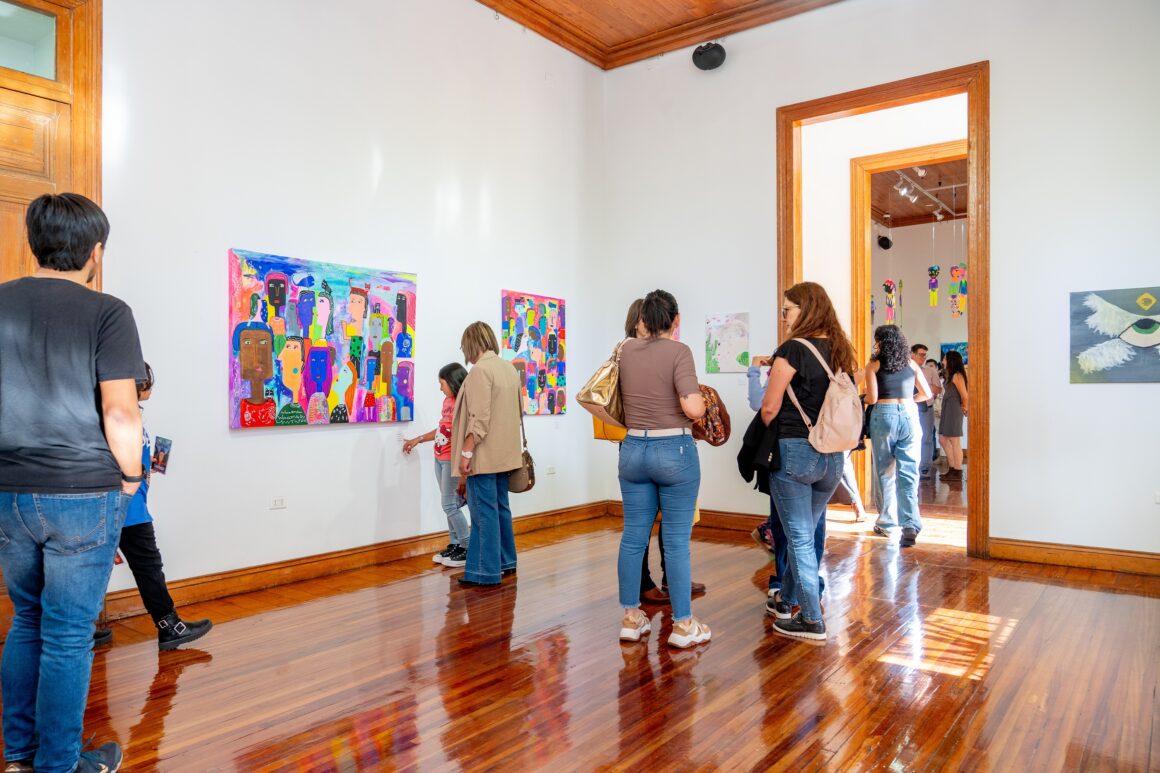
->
[228, 249, 417, 429]
[500, 290, 566, 416]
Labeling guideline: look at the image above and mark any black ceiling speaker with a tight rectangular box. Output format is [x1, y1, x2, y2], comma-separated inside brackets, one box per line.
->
[692, 42, 726, 71]
[878, 235, 893, 250]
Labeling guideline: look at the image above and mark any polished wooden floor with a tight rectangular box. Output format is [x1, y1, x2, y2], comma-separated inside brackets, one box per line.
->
[4, 517, 1158, 772]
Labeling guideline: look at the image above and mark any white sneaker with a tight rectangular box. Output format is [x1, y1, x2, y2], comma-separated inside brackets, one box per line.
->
[668, 617, 711, 649]
[618, 610, 651, 642]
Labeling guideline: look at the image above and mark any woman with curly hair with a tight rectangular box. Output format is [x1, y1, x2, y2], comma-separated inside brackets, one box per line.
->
[865, 325, 932, 547]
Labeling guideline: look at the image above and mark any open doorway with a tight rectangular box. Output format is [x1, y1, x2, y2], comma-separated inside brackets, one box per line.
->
[776, 62, 990, 557]
[851, 142, 970, 548]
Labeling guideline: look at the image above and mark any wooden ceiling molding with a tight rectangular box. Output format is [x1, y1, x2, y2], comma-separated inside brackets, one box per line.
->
[476, 0, 848, 70]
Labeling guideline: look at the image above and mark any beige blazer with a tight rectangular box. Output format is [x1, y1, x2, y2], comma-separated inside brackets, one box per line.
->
[451, 351, 523, 476]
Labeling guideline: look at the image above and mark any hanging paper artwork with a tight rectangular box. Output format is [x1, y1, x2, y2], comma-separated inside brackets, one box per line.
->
[870, 295, 876, 326]
[928, 265, 941, 306]
[501, 290, 566, 415]
[940, 341, 969, 365]
[705, 313, 750, 373]
[1069, 285, 1160, 383]
[948, 262, 967, 318]
[228, 249, 417, 429]
[882, 280, 897, 325]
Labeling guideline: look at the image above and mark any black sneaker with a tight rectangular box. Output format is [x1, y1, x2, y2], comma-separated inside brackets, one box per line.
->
[900, 528, 919, 548]
[4, 759, 34, 773]
[157, 612, 213, 651]
[75, 741, 123, 772]
[433, 544, 455, 565]
[93, 627, 113, 648]
[442, 546, 467, 567]
[765, 591, 792, 620]
[773, 612, 827, 641]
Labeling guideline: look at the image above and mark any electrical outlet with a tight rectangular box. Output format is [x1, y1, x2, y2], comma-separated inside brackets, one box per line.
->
[270, 496, 287, 510]
[1154, 491, 1160, 505]
[546, 466, 557, 476]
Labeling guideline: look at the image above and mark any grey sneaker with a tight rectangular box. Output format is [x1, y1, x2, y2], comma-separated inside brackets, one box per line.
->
[900, 528, 919, 548]
[773, 612, 827, 642]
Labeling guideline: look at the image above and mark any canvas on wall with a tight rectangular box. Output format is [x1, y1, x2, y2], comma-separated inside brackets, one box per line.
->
[501, 290, 566, 415]
[228, 249, 417, 428]
[940, 341, 968, 365]
[705, 313, 750, 373]
[1070, 285, 1160, 383]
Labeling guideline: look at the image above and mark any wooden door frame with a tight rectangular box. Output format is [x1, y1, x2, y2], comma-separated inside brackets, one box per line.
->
[0, 0, 102, 286]
[776, 61, 990, 558]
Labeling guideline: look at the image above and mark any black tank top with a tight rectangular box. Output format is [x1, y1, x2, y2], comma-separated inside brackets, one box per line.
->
[876, 365, 915, 399]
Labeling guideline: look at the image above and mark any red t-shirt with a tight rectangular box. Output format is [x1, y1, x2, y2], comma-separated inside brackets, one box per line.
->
[240, 398, 276, 428]
[434, 395, 455, 461]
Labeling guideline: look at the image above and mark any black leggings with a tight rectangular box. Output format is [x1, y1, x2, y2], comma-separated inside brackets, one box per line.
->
[639, 522, 667, 591]
[119, 522, 176, 623]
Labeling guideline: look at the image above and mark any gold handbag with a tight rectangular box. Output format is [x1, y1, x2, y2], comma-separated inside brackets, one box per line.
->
[578, 338, 628, 428]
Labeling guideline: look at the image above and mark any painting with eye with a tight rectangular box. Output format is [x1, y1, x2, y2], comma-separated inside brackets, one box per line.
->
[229, 248, 417, 428]
[1069, 285, 1160, 383]
[500, 289, 566, 415]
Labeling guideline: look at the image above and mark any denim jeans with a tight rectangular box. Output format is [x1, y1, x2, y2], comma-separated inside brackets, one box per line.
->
[617, 435, 699, 621]
[916, 403, 935, 476]
[0, 490, 129, 773]
[870, 403, 923, 533]
[463, 473, 515, 584]
[765, 496, 826, 597]
[434, 459, 470, 546]
[771, 439, 843, 623]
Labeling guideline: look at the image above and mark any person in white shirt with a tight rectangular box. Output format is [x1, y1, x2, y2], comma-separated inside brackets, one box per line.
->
[910, 344, 942, 479]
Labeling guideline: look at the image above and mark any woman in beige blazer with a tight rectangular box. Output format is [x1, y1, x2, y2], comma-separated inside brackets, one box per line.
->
[451, 321, 523, 586]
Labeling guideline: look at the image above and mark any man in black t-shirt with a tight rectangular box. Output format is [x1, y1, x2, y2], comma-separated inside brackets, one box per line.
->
[0, 193, 144, 773]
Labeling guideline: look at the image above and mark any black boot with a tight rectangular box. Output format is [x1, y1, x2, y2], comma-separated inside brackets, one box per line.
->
[156, 611, 213, 651]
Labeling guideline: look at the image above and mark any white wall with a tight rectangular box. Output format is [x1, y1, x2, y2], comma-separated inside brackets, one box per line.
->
[102, 0, 607, 590]
[601, 0, 1160, 551]
[871, 220, 970, 356]
[801, 95, 967, 331]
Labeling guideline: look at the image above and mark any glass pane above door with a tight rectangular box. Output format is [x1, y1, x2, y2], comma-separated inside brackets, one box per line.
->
[0, 1, 56, 80]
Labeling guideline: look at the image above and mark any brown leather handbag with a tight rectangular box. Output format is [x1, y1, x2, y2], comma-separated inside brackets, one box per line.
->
[508, 392, 536, 493]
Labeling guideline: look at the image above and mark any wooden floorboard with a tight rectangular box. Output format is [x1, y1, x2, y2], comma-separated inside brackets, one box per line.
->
[2, 516, 1157, 771]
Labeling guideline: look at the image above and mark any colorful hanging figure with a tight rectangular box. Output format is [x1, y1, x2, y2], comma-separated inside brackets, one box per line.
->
[870, 295, 876, 326]
[928, 265, 940, 306]
[882, 280, 896, 325]
[948, 262, 967, 318]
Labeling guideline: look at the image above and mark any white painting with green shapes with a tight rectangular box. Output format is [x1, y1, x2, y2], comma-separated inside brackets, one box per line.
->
[705, 312, 750, 373]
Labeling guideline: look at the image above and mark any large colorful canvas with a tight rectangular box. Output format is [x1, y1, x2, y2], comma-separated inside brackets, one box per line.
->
[1069, 285, 1160, 383]
[228, 249, 417, 429]
[500, 290, 566, 415]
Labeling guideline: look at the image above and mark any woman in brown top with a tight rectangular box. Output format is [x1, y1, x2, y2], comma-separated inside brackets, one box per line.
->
[451, 321, 523, 587]
[616, 290, 710, 649]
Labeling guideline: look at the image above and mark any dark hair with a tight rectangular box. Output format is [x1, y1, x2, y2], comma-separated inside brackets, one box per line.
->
[926, 359, 939, 368]
[624, 298, 644, 339]
[640, 290, 679, 336]
[872, 325, 911, 373]
[910, 343, 928, 354]
[137, 362, 155, 395]
[26, 193, 111, 271]
[783, 282, 858, 374]
[944, 350, 967, 385]
[438, 362, 468, 396]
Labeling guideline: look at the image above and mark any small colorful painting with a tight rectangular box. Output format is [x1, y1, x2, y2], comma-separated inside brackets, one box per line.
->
[1070, 286, 1160, 383]
[705, 312, 750, 373]
[940, 341, 969, 365]
[228, 249, 417, 429]
[501, 290, 566, 415]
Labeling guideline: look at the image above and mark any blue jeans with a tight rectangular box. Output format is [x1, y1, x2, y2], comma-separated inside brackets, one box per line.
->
[434, 459, 470, 546]
[0, 490, 128, 773]
[917, 403, 935, 476]
[765, 496, 826, 597]
[771, 439, 843, 623]
[870, 403, 923, 533]
[463, 473, 515, 584]
[617, 435, 699, 621]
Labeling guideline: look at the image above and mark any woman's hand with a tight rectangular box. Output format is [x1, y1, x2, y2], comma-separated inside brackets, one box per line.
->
[458, 454, 471, 477]
[402, 438, 418, 455]
[752, 355, 771, 368]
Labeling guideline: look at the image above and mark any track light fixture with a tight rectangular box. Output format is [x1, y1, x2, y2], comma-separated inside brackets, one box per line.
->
[913, 166, 928, 178]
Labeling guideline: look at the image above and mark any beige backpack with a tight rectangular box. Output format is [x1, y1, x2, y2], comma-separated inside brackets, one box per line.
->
[785, 338, 862, 453]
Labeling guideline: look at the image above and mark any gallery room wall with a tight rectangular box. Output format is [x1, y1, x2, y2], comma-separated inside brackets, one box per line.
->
[101, 0, 608, 589]
[600, 0, 1160, 551]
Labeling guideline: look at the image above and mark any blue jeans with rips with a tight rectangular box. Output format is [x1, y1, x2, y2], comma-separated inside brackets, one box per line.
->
[617, 434, 700, 621]
[463, 473, 515, 584]
[434, 459, 470, 546]
[771, 439, 843, 623]
[870, 403, 923, 533]
[0, 490, 129, 773]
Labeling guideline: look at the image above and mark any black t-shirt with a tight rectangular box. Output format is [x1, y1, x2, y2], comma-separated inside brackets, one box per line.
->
[0, 277, 145, 492]
[773, 338, 833, 440]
